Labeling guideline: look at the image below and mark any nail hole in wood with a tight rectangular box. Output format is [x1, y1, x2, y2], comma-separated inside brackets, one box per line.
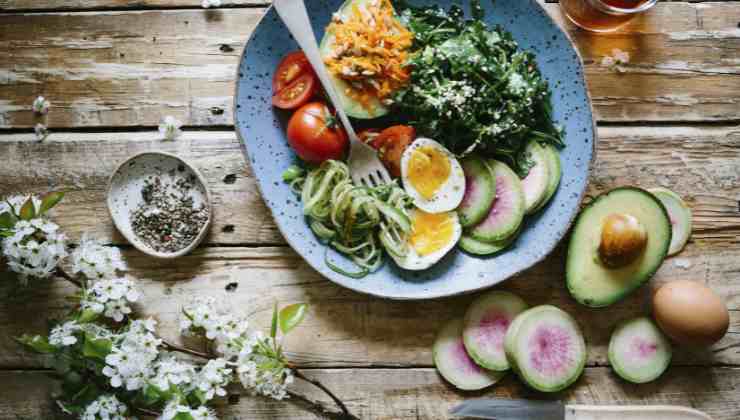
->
[220, 44, 234, 53]
[222, 224, 235, 233]
[223, 174, 237, 184]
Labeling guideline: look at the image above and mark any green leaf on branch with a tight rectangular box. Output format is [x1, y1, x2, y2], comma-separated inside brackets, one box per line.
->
[173, 413, 195, 420]
[141, 384, 166, 406]
[15, 334, 57, 353]
[189, 388, 208, 407]
[82, 333, 112, 360]
[19, 196, 36, 220]
[279, 303, 308, 335]
[39, 191, 64, 215]
[77, 309, 99, 324]
[0, 211, 15, 229]
[270, 301, 278, 339]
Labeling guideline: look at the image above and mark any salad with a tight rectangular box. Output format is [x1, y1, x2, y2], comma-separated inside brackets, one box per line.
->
[272, 0, 564, 277]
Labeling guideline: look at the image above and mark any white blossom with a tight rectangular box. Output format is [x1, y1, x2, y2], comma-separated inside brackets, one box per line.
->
[601, 48, 630, 73]
[159, 399, 218, 420]
[150, 353, 197, 391]
[49, 320, 82, 347]
[71, 234, 127, 280]
[236, 332, 293, 400]
[32, 96, 50, 115]
[35, 123, 49, 141]
[193, 358, 232, 401]
[180, 296, 249, 358]
[2, 218, 67, 283]
[80, 394, 129, 420]
[0, 194, 42, 216]
[81, 277, 140, 322]
[201, 0, 222, 8]
[102, 318, 161, 391]
[158, 116, 182, 141]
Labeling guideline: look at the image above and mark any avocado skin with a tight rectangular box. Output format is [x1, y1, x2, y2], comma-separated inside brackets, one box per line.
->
[566, 186, 672, 308]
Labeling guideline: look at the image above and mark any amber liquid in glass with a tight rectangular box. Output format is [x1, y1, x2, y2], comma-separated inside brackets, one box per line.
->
[561, 0, 651, 32]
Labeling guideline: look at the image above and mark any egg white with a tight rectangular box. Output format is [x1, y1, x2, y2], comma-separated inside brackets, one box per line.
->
[401, 137, 466, 214]
[390, 209, 462, 271]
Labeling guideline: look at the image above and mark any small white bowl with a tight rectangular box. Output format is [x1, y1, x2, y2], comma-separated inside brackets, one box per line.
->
[107, 152, 212, 259]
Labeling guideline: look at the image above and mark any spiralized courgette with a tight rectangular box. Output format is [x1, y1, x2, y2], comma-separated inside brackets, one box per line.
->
[284, 160, 413, 277]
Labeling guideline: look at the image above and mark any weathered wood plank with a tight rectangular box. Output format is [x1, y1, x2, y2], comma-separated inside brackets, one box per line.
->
[0, 0, 267, 11]
[0, 125, 738, 246]
[0, 3, 738, 127]
[1, 241, 738, 369]
[4, 367, 740, 419]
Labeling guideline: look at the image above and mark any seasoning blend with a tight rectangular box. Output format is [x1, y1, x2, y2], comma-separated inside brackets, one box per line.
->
[108, 152, 212, 258]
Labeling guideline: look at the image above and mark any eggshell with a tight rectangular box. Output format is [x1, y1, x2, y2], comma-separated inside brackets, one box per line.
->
[652, 280, 729, 346]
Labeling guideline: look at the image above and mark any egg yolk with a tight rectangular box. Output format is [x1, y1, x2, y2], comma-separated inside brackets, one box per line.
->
[409, 210, 456, 256]
[407, 146, 451, 200]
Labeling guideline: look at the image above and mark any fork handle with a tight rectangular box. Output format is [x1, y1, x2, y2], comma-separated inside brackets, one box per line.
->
[565, 405, 713, 420]
[272, 0, 359, 142]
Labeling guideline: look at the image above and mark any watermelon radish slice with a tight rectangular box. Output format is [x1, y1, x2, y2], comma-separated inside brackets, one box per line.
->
[521, 141, 550, 214]
[458, 228, 519, 256]
[649, 188, 692, 256]
[608, 317, 672, 384]
[463, 291, 528, 371]
[505, 305, 586, 392]
[458, 156, 496, 228]
[433, 318, 506, 390]
[531, 144, 562, 213]
[469, 161, 525, 243]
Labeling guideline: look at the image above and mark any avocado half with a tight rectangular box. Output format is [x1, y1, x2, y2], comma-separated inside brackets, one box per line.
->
[319, 0, 391, 119]
[566, 187, 672, 308]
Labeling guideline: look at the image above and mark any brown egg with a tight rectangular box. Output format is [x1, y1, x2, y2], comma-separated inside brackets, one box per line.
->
[598, 213, 648, 268]
[653, 280, 729, 346]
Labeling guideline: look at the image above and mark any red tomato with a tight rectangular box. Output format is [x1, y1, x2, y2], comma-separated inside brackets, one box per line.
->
[272, 51, 312, 93]
[272, 73, 317, 110]
[366, 125, 416, 177]
[287, 102, 348, 163]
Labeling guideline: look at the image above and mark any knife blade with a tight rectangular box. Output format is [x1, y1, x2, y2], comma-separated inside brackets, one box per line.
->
[449, 398, 565, 420]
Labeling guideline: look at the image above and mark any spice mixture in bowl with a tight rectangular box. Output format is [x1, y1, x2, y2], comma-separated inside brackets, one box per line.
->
[107, 152, 212, 258]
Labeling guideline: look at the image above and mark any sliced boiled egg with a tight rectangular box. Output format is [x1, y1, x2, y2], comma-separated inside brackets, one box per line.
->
[401, 138, 466, 214]
[391, 209, 462, 270]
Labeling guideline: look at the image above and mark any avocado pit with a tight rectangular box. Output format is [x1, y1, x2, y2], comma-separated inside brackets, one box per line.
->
[598, 213, 647, 268]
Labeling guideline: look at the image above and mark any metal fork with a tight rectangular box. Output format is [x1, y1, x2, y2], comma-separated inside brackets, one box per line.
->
[273, 0, 392, 188]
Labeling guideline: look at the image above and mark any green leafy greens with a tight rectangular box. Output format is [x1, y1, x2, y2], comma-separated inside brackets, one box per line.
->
[392, 0, 564, 176]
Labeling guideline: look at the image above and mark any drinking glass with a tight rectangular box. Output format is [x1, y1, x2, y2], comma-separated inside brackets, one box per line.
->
[560, 0, 658, 32]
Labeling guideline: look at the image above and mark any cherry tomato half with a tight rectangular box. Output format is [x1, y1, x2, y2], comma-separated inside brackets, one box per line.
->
[272, 51, 312, 93]
[366, 125, 416, 178]
[272, 72, 317, 110]
[287, 102, 348, 163]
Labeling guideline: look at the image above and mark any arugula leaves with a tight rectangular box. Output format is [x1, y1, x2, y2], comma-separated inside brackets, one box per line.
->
[393, 0, 564, 176]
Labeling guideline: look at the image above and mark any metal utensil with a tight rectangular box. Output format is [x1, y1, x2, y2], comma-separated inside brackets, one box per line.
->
[272, 0, 392, 187]
[450, 399, 714, 420]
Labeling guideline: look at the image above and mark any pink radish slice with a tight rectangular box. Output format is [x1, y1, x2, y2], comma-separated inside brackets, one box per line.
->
[521, 141, 550, 214]
[608, 317, 672, 384]
[458, 156, 496, 228]
[469, 160, 525, 243]
[463, 291, 528, 371]
[433, 318, 505, 390]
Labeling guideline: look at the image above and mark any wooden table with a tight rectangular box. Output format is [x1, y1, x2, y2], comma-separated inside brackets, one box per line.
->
[1, 1, 739, 418]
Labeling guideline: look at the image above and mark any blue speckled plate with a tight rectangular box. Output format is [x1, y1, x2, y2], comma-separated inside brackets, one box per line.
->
[234, 0, 595, 300]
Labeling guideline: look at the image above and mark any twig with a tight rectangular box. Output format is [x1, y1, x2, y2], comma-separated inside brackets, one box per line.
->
[162, 339, 212, 359]
[55, 267, 82, 288]
[293, 369, 357, 419]
[287, 391, 359, 420]
[132, 405, 161, 417]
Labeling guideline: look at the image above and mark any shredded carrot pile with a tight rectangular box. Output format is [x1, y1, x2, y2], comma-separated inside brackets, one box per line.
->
[324, 0, 413, 109]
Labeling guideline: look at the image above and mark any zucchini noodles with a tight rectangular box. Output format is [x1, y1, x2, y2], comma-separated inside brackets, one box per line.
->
[283, 160, 413, 277]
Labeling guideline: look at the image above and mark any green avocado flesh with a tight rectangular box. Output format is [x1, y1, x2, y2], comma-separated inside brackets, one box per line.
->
[319, 0, 390, 119]
[566, 187, 672, 308]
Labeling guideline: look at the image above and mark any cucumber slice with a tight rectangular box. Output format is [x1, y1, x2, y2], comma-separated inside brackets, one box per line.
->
[463, 291, 528, 371]
[468, 161, 525, 243]
[648, 188, 692, 256]
[521, 141, 550, 214]
[319, 0, 391, 119]
[531, 144, 562, 213]
[458, 226, 520, 256]
[458, 156, 496, 228]
[506, 305, 586, 392]
[608, 317, 672, 384]
[433, 318, 506, 390]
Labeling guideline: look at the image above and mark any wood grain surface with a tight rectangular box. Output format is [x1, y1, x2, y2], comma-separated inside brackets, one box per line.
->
[1, 2, 739, 128]
[1, 1, 740, 419]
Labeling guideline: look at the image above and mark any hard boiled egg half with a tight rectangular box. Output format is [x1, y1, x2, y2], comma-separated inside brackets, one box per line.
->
[390, 208, 462, 270]
[401, 138, 466, 214]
